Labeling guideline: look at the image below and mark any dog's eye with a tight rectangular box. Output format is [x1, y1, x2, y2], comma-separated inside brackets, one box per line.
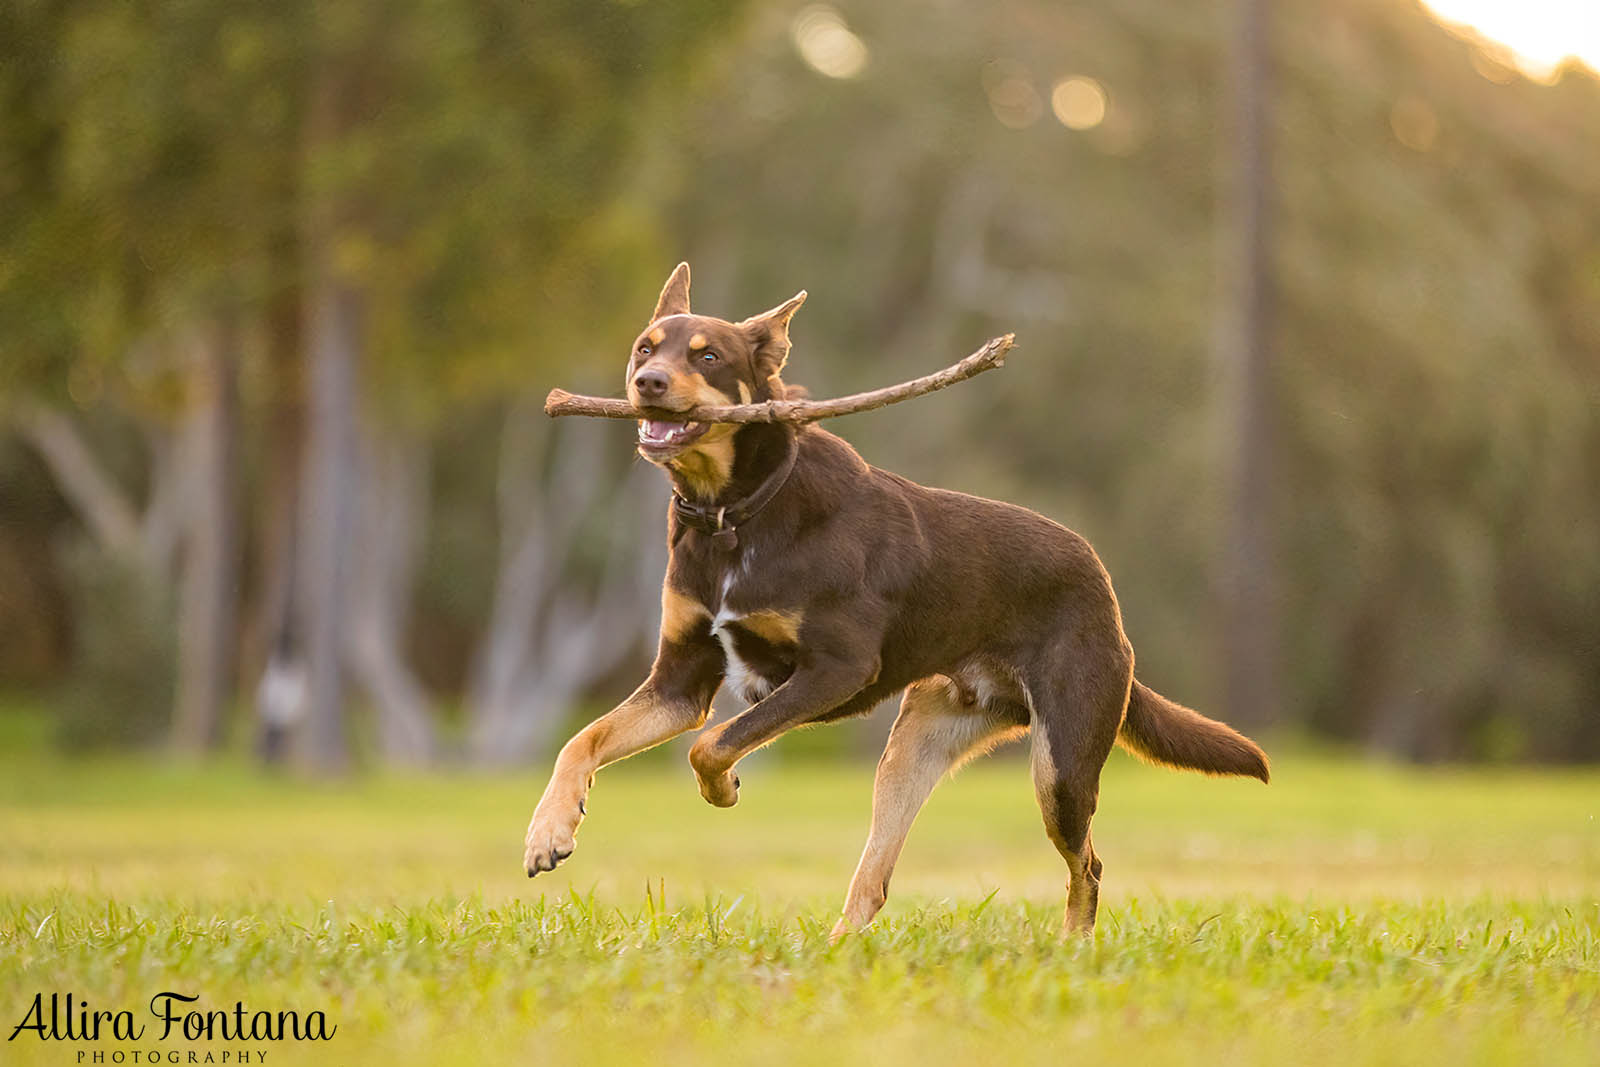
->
[701, 350, 717, 363]
[638, 343, 653, 357]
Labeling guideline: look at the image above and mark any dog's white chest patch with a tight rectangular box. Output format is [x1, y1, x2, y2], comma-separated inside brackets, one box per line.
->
[711, 608, 774, 704]
[712, 559, 783, 704]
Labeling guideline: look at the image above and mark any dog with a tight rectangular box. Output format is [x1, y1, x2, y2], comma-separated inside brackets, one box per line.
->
[523, 263, 1269, 938]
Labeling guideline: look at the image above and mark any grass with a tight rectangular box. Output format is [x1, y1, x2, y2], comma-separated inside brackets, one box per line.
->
[1, 738, 1597, 1065]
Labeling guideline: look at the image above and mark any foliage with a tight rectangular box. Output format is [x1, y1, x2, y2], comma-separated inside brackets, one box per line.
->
[2, 0, 1597, 762]
[643, 0, 1600, 760]
[51, 544, 174, 751]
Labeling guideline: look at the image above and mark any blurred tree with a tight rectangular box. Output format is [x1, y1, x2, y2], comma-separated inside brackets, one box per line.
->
[642, 0, 1600, 761]
[1217, 0, 1280, 733]
[2, 0, 1597, 766]
[2, 0, 744, 766]
[276, 0, 746, 765]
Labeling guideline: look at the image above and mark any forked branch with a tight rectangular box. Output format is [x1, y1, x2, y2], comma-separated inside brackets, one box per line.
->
[544, 334, 1015, 424]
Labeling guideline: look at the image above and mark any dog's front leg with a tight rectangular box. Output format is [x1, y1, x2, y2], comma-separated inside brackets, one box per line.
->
[688, 643, 881, 807]
[525, 637, 722, 877]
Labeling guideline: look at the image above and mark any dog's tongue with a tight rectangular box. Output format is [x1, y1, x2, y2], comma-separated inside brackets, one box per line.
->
[644, 419, 684, 438]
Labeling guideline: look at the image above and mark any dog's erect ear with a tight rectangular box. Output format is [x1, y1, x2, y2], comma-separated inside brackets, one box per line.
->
[652, 262, 691, 321]
[740, 290, 807, 381]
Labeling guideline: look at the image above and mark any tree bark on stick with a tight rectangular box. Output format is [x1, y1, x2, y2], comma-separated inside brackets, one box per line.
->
[543, 334, 1015, 423]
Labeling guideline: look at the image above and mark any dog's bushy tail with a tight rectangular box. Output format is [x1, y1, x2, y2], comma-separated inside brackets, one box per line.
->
[1117, 680, 1270, 783]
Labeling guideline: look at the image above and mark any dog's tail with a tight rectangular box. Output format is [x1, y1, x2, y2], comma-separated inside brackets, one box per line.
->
[1117, 680, 1270, 783]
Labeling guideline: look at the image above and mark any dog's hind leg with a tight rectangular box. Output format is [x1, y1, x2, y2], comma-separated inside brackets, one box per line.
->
[830, 678, 1023, 943]
[1024, 634, 1131, 936]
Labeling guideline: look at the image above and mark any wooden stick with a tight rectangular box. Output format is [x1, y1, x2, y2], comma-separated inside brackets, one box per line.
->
[543, 334, 1015, 424]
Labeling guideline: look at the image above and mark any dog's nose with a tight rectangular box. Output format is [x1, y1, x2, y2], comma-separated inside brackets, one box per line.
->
[633, 368, 669, 400]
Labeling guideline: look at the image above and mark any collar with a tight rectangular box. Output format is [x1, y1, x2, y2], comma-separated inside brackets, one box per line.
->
[672, 434, 799, 551]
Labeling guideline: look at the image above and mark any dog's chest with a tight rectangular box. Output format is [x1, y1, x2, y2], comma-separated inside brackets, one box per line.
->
[708, 555, 800, 703]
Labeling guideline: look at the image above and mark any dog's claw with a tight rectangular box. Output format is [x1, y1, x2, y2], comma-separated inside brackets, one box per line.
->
[698, 770, 741, 808]
[525, 846, 571, 877]
[524, 805, 582, 878]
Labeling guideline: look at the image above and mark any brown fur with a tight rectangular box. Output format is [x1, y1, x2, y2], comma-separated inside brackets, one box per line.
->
[1120, 681, 1270, 782]
[523, 263, 1270, 938]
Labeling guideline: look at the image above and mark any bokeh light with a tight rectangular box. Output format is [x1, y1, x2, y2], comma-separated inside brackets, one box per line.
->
[1421, 0, 1600, 80]
[791, 5, 869, 79]
[1050, 76, 1107, 130]
[1390, 95, 1440, 151]
[982, 59, 1043, 129]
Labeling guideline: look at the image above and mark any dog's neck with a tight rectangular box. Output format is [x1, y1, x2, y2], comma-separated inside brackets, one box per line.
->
[667, 422, 798, 509]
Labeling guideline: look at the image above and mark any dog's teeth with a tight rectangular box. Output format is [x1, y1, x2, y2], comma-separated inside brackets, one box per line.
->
[639, 419, 702, 446]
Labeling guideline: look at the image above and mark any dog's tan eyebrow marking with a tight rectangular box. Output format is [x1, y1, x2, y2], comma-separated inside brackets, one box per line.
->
[661, 586, 712, 642]
[688, 333, 708, 350]
[648, 327, 666, 346]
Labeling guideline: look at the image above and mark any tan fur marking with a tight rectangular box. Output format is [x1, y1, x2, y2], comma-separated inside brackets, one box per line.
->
[669, 433, 735, 499]
[648, 327, 666, 345]
[666, 380, 742, 498]
[661, 586, 712, 642]
[737, 381, 753, 404]
[688, 333, 708, 350]
[1026, 691, 1096, 935]
[525, 682, 711, 875]
[737, 609, 803, 646]
[645, 378, 736, 418]
[694, 380, 733, 407]
[831, 677, 1022, 942]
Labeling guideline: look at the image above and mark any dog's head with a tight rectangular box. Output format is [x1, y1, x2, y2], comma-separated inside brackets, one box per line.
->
[627, 262, 806, 476]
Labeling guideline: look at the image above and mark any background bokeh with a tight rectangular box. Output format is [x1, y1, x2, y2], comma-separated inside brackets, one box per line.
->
[2, 0, 1597, 770]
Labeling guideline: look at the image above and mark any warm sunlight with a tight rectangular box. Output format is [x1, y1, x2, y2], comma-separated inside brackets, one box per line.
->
[1420, 0, 1600, 80]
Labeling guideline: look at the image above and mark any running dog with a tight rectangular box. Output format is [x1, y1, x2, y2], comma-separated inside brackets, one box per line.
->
[523, 263, 1269, 938]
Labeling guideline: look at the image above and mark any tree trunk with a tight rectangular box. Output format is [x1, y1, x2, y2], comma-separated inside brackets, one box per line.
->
[468, 414, 663, 764]
[15, 402, 184, 580]
[295, 264, 362, 771]
[347, 424, 436, 764]
[16, 406, 144, 562]
[292, 51, 368, 772]
[1217, 0, 1279, 732]
[248, 225, 306, 686]
[172, 322, 240, 752]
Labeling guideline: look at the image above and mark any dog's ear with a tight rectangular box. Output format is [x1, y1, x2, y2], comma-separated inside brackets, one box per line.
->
[740, 290, 807, 382]
[652, 262, 691, 321]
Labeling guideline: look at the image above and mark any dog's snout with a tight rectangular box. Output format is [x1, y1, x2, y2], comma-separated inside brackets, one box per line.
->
[633, 368, 670, 400]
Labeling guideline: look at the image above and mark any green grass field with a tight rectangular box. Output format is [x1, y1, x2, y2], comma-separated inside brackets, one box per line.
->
[2, 739, 1597, 1066]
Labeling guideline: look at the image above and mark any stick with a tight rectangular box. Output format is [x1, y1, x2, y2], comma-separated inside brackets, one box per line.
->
[543, 334, 1015, 424]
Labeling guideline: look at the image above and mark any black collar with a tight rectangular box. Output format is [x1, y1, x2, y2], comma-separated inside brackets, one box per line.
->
[672, 434, 799, 551]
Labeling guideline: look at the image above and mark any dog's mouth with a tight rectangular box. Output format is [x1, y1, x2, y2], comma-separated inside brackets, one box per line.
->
[637, 419, 710, 458]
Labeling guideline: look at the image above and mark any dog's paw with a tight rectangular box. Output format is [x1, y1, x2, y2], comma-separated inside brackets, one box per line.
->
[696, 769, 741, 809]
[524, 805, 581, 877]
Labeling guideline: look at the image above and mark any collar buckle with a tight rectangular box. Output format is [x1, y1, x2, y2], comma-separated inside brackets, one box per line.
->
[709, 506, 738, 551]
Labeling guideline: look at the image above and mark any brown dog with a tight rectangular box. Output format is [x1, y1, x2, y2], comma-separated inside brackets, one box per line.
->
[523, 263, 1269, 938]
